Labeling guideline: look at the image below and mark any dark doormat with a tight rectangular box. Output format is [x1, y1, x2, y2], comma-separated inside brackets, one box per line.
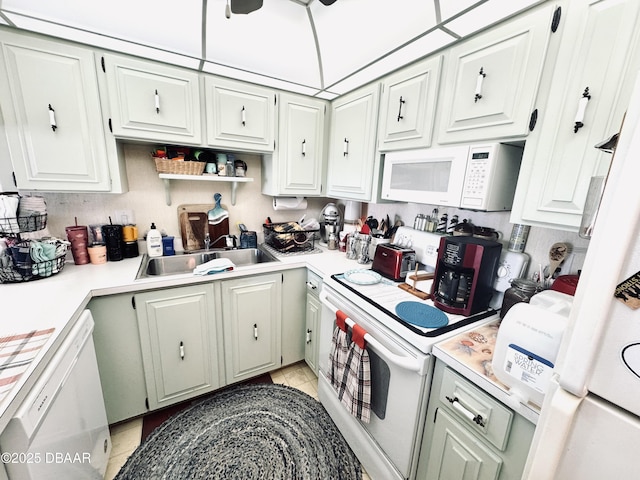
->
[141, 373, 273, 442]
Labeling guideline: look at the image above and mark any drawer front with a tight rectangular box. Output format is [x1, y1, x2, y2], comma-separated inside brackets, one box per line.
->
[306, 270, 322, 296]
[440, 367, 513, 450]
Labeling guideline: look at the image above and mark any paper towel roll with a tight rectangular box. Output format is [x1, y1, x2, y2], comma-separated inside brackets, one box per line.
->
[272, 197, 308, 210]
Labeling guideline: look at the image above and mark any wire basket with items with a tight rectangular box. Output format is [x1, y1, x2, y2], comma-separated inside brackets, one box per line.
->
[0, 194, 48, 235]
[263, 222, 318, 253]
[0, 238, 70, 283]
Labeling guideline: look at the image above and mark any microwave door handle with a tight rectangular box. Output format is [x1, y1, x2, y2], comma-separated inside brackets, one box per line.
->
[320, 291, 426, 375]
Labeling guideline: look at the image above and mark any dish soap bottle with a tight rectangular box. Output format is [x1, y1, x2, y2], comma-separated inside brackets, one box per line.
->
[146, 223, 163, 257]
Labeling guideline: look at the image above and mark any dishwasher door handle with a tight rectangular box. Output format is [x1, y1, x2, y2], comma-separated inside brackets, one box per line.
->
[320, 290, 427, 375]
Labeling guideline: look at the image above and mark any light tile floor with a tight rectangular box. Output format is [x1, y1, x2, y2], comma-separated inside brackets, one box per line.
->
[105, 361, 370, 480]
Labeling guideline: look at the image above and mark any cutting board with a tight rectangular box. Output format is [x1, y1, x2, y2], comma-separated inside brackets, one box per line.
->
[178, 204, 230, 251]
[208, 218, 230, 248]
[179, 211, 207, 252]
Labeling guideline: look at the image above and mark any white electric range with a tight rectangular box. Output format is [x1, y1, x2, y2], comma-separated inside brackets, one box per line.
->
[317, 227, 503, 480]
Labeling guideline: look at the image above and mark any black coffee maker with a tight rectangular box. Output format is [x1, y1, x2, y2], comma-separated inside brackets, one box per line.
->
[431, 236, 502, 316]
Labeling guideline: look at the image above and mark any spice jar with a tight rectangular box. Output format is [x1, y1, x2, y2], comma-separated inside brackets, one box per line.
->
[500, 278, 540, 318]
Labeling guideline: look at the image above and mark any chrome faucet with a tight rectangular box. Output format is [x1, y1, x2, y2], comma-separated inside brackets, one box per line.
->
[208, 234, 237, 250]
[204, 233, 211, 251]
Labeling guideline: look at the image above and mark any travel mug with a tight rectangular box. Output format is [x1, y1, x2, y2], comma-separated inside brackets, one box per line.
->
[102, 224, 124, 261]
[65, 225, 90, 265]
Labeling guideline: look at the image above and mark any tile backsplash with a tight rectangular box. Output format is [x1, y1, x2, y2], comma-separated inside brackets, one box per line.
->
[35, 142, 590, 280]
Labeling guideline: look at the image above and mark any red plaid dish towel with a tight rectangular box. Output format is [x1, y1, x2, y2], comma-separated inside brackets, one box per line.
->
[329, 310, 350, 390]
[338, 324, 371, 424]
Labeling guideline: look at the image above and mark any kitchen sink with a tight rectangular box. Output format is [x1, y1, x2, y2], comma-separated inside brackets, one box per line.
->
[136, 247, 278, 279]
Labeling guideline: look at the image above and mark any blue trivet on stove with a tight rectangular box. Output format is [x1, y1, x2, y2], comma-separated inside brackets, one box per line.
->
[395, 301, 449, 329]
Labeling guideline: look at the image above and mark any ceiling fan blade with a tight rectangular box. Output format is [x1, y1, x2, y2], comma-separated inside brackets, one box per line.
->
[230, 0, 263, 14]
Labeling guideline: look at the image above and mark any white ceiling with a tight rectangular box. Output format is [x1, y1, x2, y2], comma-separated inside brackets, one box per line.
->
[0, 0, 545, 98]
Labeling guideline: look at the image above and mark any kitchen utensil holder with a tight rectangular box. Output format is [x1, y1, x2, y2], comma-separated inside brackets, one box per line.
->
[263, 223, 318, 253]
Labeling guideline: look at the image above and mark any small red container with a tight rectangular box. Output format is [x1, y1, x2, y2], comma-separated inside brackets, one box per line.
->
[551, 275, 580, 296]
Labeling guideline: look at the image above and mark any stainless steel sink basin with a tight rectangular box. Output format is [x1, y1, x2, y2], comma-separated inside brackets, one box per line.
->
[136, 248, 277, 279]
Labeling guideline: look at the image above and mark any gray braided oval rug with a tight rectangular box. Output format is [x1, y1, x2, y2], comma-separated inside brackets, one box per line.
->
[115, 383, 361, 480]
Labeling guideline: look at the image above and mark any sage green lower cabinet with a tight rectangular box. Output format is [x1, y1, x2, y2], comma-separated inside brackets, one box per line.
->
[417, 360, 535, 480]
[281, 268, 307, 367]
[304, 270, 322, 375]
[135, 284, 223, 411]
[221, 272, 282, 384]
[89, 294, 149, 425]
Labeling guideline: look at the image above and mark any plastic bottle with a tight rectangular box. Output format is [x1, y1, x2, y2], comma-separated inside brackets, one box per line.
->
[146, 223, 163, 257]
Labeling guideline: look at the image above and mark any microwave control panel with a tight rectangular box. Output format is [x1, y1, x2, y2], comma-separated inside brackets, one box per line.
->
[460, 144, 523, 211]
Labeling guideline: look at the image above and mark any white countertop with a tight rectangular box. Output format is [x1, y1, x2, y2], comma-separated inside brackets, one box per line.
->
[0, 244, 359, 431]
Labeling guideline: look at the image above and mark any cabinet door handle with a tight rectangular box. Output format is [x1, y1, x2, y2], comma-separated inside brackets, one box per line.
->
[302, 139, 306, 157]
[474, 67, 486, 103]
[306, 281, 317, 290]
[397, 96, 405, 121]
[445, 395, 485, 427]
[155, 89, 160, 114]
[343, 138, 349, 157]
[306, 328, 312, 344]
[574, 87, 591, 133]
[241, 105, 246, 126]
[254, 323, 258, 340]
[48, 104, 57, 132]
[179, 341, 185, 360]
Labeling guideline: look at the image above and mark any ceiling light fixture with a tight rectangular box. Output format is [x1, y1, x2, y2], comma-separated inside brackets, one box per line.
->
[230, 0, 263, 15]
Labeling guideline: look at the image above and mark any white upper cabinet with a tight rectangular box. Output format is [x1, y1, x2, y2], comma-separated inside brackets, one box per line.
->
[437, 4, 558, 144]
[511, 0, 640, 231]
[262, 92, 327, 196]
[0, 30, 127, 193]
[326, 83, 381, 201]
[204, 76, 276, 153]
[100, 53, 202, 145]
[378, 56, 442, 151]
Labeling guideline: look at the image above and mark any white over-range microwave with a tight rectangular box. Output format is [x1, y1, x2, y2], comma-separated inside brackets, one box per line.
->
[380, 143, 523, 211]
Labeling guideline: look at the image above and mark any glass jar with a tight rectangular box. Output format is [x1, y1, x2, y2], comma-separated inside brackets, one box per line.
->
[500, 278, 540, 318]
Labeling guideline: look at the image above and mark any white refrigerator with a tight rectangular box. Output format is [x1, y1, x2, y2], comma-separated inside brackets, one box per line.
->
[522, 72, 640, 479]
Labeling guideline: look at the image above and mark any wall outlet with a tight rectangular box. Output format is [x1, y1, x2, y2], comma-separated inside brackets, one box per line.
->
[114, 209, 135, 225]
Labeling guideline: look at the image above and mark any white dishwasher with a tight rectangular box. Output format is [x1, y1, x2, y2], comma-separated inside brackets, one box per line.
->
[0, 310, 111, 479]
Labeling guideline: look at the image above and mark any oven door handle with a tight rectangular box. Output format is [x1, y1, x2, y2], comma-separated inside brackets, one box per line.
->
[320, 290, 427, 375]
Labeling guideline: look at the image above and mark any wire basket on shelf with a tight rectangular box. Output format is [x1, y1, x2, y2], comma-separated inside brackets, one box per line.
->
[263, 222, 318, 253]
[153, 157, 206, 175]
[0, 214, 47, 235]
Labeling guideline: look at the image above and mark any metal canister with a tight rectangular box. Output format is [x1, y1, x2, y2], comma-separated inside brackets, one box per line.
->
[508, 224, 531, 252]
